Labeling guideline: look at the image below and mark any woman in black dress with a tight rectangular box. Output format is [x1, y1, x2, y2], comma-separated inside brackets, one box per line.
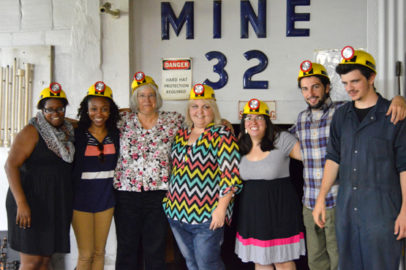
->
[235, 99, 304, 270]
[5, 83, 75, 270]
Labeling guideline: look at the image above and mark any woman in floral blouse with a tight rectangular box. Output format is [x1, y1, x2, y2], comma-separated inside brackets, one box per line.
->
[163, 84, 242, 270]
[113, 72, 184, 270]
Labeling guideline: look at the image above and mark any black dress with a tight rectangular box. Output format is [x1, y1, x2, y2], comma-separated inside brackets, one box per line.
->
[6, 135, 73, 255]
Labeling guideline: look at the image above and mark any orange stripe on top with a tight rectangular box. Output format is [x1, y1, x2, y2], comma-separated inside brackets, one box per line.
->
[84, 143, 116, 156]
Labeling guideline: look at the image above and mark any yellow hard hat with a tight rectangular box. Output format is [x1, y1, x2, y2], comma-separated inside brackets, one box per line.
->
[131, 71, 158, 93]
[340, 46, 376, 73]
[38, 82, 68, 105]
[298, 60, 329, 81]
[189, 84, 216, 100]
[243, 98, 269, 115]
[87, 81, 113, 99]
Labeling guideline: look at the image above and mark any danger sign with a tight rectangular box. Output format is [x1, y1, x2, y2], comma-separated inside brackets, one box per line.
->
[161, 58, 192, 100]
[163, 60, 191, 70]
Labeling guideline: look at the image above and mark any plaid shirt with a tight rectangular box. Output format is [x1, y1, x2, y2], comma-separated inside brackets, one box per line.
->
[289, 97, 344, 209]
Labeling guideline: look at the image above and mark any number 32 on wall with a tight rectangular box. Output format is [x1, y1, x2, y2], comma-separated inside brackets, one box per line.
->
[203, 50, 268, 90]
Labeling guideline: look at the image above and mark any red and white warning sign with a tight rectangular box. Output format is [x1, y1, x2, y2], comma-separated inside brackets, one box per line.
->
[161, 58, 192, 100]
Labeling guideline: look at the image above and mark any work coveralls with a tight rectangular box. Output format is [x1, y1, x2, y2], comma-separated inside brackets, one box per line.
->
[326, 94, 406, 270]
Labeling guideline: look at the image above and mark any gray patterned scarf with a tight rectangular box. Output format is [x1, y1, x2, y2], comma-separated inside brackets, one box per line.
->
[29, 112, 75, 163]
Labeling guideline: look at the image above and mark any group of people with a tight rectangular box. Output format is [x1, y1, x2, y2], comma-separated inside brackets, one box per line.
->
[291, 46, 406, 270]
[4, 45, 406, 270]
[5, 81, 121, 270]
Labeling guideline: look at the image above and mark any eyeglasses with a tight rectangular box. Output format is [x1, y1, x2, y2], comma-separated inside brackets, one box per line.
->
[43, 107, 65, 114]
[137, 93, 156, 99]
[97, 142, 105, 162]
[245, 115, 265, 122]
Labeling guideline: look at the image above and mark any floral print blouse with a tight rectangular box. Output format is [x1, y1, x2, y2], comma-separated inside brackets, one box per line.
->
[113, 111, 184, 192]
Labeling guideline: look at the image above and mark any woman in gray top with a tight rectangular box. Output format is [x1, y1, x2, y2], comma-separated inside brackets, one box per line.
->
[235, 99, 305, 270]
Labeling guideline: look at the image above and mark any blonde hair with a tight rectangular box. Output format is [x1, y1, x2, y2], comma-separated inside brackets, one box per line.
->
[185, 99, 222, 129]
[130, 84, 163, 112]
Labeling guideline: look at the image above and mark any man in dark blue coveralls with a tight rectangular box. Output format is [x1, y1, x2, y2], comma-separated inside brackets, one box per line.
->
[312, 45, 406, 270]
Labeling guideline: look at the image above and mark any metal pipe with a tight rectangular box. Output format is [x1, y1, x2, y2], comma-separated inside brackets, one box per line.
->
[28, 64, 33, 123]
[11, 58, 17, 144]
[387, 0, 396, 98]
[17, 69, 25, 132]
[4, 66, 10, 147]
[397, 0, 405, 96]
[24, 63, 31, 126]
[0, 67, 3, 147]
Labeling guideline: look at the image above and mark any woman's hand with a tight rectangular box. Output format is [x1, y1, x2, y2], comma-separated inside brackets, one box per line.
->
[221, 118, 234, 134]
[209, 191, 234, 230]
[210, 207, 226, 230]
[16, 201, 31, 229]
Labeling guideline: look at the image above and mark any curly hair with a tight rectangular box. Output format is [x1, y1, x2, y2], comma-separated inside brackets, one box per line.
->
[77, 96, 121, 132]
[238, 114, 280, 156]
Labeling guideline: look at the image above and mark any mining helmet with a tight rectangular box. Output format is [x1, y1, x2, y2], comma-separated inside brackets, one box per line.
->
[339, 46, 376, 73]
[298, 60, 329, 81]
[38, 82, 68, 105]
[189, 84, 216, 100]
[243, 98, 270, 115]
[87, 81, 113, 99]
[131, 71, 158, 93]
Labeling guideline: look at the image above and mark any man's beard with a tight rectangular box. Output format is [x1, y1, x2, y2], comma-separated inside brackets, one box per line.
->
[307, 94, 328, 109]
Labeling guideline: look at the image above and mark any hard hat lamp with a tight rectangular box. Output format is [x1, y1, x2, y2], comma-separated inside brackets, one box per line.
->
[248, 98, 260, 110]
[300, 60, 312, 73]
[49, 82, 62, 94]
[342, 46, 355, 60]
[193, 84, 205, 95]
[134, 71, 145, 82]
[94, 81, 106, 93]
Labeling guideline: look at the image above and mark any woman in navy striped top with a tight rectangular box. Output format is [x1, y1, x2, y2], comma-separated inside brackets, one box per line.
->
[72, 81, 120, 270]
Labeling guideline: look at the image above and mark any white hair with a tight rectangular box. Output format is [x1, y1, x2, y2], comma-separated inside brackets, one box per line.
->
[130, 84, 163, 112]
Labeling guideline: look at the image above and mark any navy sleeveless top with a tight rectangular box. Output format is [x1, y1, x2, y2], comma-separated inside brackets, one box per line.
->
[73, 128, 119, 212]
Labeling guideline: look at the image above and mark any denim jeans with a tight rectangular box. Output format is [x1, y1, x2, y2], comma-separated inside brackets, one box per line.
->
[168, 218, 225, 270]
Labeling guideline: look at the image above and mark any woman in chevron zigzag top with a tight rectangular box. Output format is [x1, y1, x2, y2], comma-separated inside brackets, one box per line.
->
[163, 83, 243, 270]
[235, 98, 305, 270]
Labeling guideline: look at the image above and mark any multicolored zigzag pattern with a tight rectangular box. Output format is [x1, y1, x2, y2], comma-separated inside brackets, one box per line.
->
[163, 123, 242, 224]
